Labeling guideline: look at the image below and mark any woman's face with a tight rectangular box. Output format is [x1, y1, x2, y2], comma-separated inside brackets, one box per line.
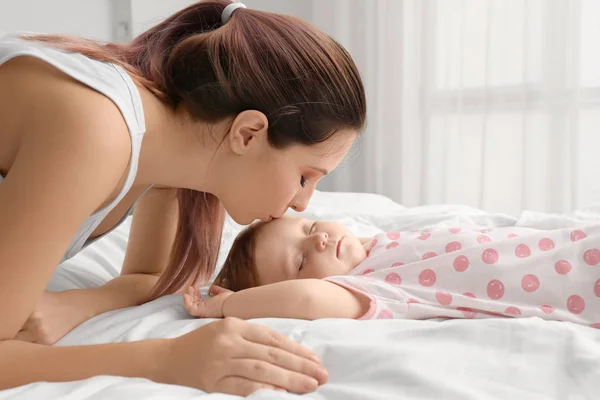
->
[219, 128, 357, 225]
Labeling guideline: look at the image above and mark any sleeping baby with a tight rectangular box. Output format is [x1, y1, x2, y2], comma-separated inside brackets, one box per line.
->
[184, 216, 600, 328]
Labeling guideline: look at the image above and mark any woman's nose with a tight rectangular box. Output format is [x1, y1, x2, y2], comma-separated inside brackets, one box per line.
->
[289, 187, 314, 212]
[290, 198, 308, 212]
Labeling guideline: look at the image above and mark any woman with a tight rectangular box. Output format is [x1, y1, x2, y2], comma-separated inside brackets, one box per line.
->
[0, 0, 366, 395]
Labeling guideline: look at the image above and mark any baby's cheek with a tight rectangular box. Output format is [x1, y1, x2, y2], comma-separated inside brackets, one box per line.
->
[347, 246, 368, 272]
[311, 258, 349, 279]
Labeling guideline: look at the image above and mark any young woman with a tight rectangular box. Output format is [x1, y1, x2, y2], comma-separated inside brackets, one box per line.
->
[0, 1, 366, 395]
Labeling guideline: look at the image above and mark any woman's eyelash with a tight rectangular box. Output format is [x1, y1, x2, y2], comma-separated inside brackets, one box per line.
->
[300, 175, 306, 188]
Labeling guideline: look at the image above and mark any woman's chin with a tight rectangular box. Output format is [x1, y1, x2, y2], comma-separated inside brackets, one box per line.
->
[227, 211, 256, 226]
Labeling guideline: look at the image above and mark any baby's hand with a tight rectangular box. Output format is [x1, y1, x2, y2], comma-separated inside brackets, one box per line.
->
[183, 285, 233, 318]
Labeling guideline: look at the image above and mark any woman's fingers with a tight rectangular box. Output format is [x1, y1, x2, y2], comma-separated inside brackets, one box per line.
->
[199, 318, 326, 393]
[240, 322, 322, 365]
[228, 359, 318, 394]
[236, 341, 328, 384]
[215, 377, 286, 396]
[236, 322, 328, 388]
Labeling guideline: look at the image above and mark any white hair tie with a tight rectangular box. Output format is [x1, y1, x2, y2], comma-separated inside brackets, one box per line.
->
[222, 2, 247, 24]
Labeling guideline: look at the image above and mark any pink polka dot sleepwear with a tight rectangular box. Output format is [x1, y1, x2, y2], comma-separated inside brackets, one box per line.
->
[325, 226, 600, 327]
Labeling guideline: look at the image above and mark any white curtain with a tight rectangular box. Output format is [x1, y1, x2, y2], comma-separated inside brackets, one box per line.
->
[312, 0, 600, 216]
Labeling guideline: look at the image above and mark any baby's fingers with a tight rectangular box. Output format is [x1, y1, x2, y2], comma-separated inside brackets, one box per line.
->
[209, 285, 231, 296]
[184, 287, 206, 317]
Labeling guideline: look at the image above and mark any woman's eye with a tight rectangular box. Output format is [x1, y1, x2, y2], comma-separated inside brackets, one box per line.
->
[300, 175, 306, 188]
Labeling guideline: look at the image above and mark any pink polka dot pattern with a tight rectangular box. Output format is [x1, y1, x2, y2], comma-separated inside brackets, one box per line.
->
[571, 230, 587, 242]
[554, 260, 572, 275]
[540, 305, 554, 314]
[458, 307, 477, 318]
[505, 306, 521, 316]
[435, 292, 452, 306]
[419, 269, 436, 287]
[482, 248, 499, 264]
[386, 242, 399, 250]
[361, 268, 375, 275]
[376, 309, 393, 319]
[521, 274, 540, 293]
[515, 244, 531, 258]
[342, 225, 600, 326]
[477, 235, 491, 244]
[538, 238, 555, 251]
[583, 249, 600, 266]
[445, 241, 462, 253]
[567, 295, 585, 314]
[487, 280, 505, 299]
[453, 255, 470, 272]
[384, 272, 402, 285]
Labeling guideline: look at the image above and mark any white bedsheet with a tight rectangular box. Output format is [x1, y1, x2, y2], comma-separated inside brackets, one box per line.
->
[2, 191, 599, 400]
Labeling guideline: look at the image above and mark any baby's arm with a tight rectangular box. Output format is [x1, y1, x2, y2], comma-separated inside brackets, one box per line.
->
[223, 279, 370, 320]
[185, 280, 370, 320]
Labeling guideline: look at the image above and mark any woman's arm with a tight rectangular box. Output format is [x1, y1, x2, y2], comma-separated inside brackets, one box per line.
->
[0, 338, 164, 390]
[187, 279, 371, 320]
[2, 318, 327, 395]
[23, 275, 163, 345]
[80, 186, 179, 316]
[17, 189, 178, 345]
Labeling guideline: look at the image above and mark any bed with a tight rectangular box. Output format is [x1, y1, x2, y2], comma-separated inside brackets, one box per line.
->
[2, 191, 599, 399]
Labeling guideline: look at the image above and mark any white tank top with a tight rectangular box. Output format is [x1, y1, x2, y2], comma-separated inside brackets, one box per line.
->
[0, 35, 147, 263]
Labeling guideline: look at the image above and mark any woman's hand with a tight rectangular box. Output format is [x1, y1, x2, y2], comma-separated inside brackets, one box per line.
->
[158, 317, 328, 395]
[14, 290, 94, 345]
[183, 285, 232, 318]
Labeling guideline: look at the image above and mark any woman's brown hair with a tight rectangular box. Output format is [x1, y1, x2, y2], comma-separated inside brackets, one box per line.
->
[24, 0, 366, 299]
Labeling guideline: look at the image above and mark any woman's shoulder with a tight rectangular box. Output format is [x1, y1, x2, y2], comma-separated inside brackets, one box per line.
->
[0, 54, 131, 157]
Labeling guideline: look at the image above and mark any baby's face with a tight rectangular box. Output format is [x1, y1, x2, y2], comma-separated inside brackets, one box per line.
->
[253, 216, 369, 285]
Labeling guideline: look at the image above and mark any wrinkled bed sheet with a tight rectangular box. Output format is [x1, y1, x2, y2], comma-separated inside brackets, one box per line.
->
[3, 192, 599, 400]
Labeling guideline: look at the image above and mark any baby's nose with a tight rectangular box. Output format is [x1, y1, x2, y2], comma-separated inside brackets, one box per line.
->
[311, 232, 329, 250]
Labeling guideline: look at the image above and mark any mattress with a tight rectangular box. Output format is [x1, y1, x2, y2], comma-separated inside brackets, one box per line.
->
[3, 191, 599, 400]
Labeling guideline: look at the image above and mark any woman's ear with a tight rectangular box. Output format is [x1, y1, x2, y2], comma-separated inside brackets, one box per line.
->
[227, 110, 269, 155]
